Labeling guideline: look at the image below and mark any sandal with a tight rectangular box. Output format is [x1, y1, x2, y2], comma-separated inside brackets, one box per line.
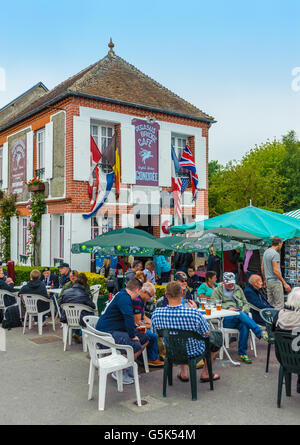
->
[177, 374, 189, 382]
[200, 374, 220, 383]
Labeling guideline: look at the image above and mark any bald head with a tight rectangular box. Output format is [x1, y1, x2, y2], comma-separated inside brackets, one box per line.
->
[249, 274, 263, 289]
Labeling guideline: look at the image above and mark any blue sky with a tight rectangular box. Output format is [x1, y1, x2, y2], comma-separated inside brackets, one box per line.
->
[1, 0, 300, 163]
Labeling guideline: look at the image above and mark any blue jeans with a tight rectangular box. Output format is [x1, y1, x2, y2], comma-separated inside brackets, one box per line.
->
[146, 329, 159, 361]
[223, 311, 263, 356]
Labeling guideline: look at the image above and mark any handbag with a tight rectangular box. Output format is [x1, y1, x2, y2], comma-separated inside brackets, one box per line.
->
[208, 329, 223, 352]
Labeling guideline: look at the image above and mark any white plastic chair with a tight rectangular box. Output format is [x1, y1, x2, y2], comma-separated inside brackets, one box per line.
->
[61, 303, 94, 352]
[82, 329, 142, 410]
[82, 315, 149, 373]
[219, 312, 257, 360]
[0, 290, 21, 316]
[90, 285, 101, 313]
[22, 294, 55, 336]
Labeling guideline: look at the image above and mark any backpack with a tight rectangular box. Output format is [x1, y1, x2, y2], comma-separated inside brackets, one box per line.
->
[2, 305, 22, 330]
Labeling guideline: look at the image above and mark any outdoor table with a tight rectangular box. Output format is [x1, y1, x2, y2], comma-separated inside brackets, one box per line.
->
[47, 288, 62, 318]
[201, 308, 241, 366]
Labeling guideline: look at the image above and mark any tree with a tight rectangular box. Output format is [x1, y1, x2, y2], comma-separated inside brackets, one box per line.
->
[281, 130, 300, 211]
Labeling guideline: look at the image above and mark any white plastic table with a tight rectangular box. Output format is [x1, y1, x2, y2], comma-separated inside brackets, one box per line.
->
[47, 288, 62, 318]
[201, 308, 241, 366]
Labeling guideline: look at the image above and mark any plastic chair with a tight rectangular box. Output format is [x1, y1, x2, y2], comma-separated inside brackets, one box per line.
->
[157, 329, 213, 401]
[220, 312, 257, 360]
[82, 315, 149, 383]
[260, 308, 279, 372]
[274, 331, 300, 408]
[90, 285, 101, 312]
[61, 303, 94, 352]
[0, 290, 21, 318]
[22, 294, 55, 335]
[82, 329, 142, 410]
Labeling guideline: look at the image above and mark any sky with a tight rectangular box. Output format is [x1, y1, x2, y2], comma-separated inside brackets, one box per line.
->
[1, 0, 300, 164]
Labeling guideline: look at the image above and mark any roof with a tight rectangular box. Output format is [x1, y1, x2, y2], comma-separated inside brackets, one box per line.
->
[0, 82, 48, 129]
[285, 209, 300, 219]
[0, 52, 215, 132]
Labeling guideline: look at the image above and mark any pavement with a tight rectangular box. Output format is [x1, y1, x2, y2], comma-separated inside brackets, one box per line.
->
[0, 321, 300, 425]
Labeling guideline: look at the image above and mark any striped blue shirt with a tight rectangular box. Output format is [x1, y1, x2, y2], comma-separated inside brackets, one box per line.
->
[151, 305, 210, 357]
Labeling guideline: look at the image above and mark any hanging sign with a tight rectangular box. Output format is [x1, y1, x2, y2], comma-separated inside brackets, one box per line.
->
[10, 136, 26, 195]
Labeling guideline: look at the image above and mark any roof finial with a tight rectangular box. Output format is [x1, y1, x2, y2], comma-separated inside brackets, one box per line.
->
[108, 38, 115, 55]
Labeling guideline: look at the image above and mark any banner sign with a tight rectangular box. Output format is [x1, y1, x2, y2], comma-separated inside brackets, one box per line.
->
[132, 118, 160, 186]
[10, 136, 26, 195]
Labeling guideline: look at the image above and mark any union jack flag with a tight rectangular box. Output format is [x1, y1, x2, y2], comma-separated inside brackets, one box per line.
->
[179, 145, 199, 200]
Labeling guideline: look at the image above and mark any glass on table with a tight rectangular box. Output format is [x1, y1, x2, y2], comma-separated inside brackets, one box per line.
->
[205, 302, 212, 316]
[200, 298, 207, 310]
[216, 300, 222, 311]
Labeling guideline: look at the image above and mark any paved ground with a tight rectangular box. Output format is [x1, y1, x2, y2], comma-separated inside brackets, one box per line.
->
[0, 322, 300, 425]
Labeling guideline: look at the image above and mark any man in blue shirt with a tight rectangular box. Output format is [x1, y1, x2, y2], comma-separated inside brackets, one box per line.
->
[96, 278, 148, 384]
[151, 281, 220, 383]
[244, 274, 273, 325]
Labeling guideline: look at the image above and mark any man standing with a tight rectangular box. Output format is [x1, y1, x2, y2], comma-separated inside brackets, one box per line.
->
[244, 274, 273, 325]
[58, 263, 71, 288]
[261, 237, 291, 309]
[96, 278, 148, 385]
[211, 272, 268, 364]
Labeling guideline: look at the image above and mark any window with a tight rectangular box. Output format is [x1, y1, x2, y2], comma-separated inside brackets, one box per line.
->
[59, 215, 64, 259]
[91, 216, 99, 239]
[0, 146, 3, 187]
[36, 129, 45, 179]
[171, 135, 189, 177]
[91, 124, 114, 173]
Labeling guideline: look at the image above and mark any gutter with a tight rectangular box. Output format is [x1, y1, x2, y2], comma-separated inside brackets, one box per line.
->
[0, 90, 217, 133]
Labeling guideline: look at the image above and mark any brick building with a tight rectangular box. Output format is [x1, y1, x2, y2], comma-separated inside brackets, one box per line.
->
[0, 42, 215, 271]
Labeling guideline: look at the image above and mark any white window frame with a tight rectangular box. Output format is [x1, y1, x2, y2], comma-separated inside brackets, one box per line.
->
[171, 134, 189, 178]
[0, 146, 3, 187]
[91, 123, 114, 173]
[36, 128, 45, 179]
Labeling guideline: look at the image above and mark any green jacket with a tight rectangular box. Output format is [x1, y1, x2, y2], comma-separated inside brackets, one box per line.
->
[211, 284, 250, 314]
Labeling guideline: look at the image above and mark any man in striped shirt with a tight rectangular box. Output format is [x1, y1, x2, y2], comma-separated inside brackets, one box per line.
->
[151, 281, 220, 382]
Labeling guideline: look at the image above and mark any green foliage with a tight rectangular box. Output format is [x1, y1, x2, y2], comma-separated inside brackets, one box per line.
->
[26, 191, 46, 264]
[280, 131, 300, 211]
[84, 273, 107, 294]
[3, 265, 59, 286]
[0, 193, 17, 262]
[208, 136, 292, 217]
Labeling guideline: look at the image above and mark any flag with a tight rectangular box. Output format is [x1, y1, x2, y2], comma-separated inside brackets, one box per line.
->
[83, 170, 115, 219]
[113, 146, 120, 200]
[179, 144, 199, 200]
[171, 147, 183, 222]
[102, 134, 120, 200]
[89, 135, 102, 203]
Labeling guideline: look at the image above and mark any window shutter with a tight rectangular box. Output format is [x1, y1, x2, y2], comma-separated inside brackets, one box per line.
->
[2, 142, 8, 189]
[73, 116, 90, 181]
[195, 134, 207, 189]
[158, 129, 171, 187]
[26, 131, 34, 182]
[10, 216, 18, 262]
[44, 122, 53, 180]
[121, 124, 136, 184]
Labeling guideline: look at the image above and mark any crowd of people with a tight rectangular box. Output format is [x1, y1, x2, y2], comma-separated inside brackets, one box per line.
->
[1, 234, 299, 393]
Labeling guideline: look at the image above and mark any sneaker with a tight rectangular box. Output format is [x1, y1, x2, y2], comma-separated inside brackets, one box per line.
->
[261, 331, 269, 342]
[72, 333, 82, 344]
[148, 359, 164, 367]
[111, 371, 134, 385]
[238, 354, 252, 364]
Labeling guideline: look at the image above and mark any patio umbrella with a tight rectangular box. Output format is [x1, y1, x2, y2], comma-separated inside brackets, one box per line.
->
[170, 206, 300, 242]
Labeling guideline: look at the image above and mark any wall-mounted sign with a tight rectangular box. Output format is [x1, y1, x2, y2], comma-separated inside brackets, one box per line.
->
[132, 118, 160, 186]
[10, 136, 26, 195]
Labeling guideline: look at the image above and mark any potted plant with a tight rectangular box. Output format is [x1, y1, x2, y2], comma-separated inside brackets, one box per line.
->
[26, 177, 45, 192]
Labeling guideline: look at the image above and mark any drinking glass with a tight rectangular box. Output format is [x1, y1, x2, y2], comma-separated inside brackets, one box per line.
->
[216, 300, 222, 311]
[205, 302, 211, 316]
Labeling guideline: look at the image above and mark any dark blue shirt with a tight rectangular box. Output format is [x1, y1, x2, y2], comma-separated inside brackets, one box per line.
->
[244, 283, 273, 325]
[96, 288, 136, 338]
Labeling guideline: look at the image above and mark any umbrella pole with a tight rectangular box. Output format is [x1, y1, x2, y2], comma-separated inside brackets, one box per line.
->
[122, 255, 125, 288]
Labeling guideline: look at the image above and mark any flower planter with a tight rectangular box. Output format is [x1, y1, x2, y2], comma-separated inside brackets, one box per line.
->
[27, 183, 45, 192]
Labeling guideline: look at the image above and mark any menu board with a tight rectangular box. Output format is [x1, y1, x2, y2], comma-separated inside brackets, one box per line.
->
[284, 238, 300, 285]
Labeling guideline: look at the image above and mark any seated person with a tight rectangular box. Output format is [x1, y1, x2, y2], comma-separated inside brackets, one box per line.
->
[211, 272, 268, 364]
[59, 273, 95, 332]
[96, 278, 148, 385]
[244, 274, 273, 325]
[19, 269, 50, 314]
[125, 260, 143, 284]
[151, 281, 220, 382]
[187, 267, 200, 290]
[135, 271, 147, 283]
[59, 270, 92, 303]
[157, 271, 193, 307]
[143, 260, 156, 284]
[0, 268, 16, 307]
[132, 282, 164, 367]
[272, 287, 300, 393]
[99, 258, 112, 279]
[58, 263, 71, 288]
[40, 267, 59, 288]
[197, 271, 218, 301]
